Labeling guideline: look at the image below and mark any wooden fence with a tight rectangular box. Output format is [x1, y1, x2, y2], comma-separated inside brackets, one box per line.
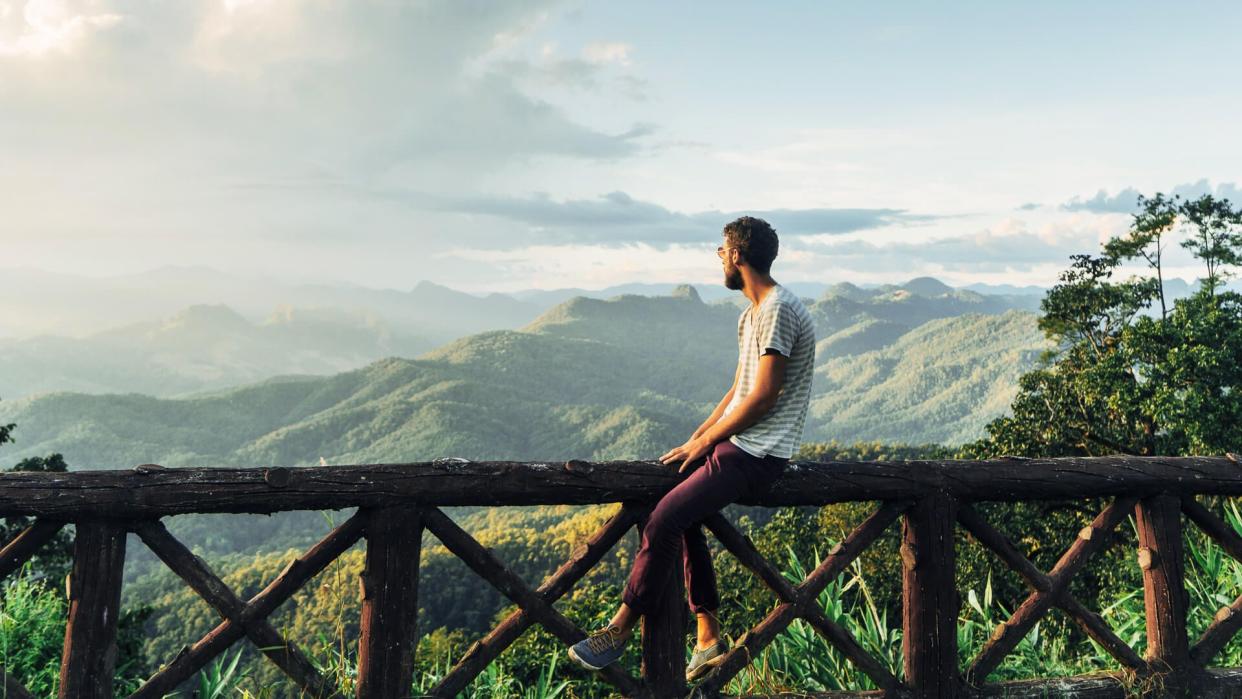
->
[3, 454, 1242, 698]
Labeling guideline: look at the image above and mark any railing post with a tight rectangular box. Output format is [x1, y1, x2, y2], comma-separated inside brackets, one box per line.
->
[902, 492, 960, 698]
[1135, 493, 1204, 693]
[640, 514, 687, 699]
[357, 506, 423, 699]
[58, 520, 127, 699]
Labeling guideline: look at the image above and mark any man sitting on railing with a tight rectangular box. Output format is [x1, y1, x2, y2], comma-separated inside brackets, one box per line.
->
[567, 215, 817, 682]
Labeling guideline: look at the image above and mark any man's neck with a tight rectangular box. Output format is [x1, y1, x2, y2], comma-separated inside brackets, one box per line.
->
[742, 276, 778, 308]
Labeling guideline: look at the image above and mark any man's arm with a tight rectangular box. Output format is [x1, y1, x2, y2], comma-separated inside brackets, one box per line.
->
[691, 360, 743, 440]
[698, 350, 786, 444]
[660, 350, 787, 471]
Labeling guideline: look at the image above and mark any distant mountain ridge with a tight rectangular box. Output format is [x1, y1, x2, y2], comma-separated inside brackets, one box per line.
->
[0, 304, 434, 399]
[0, 267, 543, 342]
[0, 285, 1052, 469]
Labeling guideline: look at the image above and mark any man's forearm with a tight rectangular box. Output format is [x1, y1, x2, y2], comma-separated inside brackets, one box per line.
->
[692, 390, 734, 439]
[700, 391, 777, 445]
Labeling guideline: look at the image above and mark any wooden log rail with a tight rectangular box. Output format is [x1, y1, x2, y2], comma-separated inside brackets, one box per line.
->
[2, 454, 1242, 698]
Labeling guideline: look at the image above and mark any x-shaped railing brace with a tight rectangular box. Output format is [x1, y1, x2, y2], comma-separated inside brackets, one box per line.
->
[420, 505, 646, 697]
[128, 513, 366, 698]
[959, 497, 1142, 686]
[690, 501, 910, 697]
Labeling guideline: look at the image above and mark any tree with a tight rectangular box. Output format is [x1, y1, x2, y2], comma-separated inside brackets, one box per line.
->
[964, 191, 1242, 459]
[0, 413, 154, 691]
[0, 454, 75, 584]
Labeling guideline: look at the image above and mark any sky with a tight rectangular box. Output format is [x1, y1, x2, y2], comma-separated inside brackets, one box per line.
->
[2, 0, 1240, 293]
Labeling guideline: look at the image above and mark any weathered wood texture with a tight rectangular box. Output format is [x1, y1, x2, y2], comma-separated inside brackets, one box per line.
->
[1184, 496, 1242, 665]
[902, 493, 960, 697]
[357, 507, 423, 699]
[3, 455, 1242, 516]
[703, 512, 900, 692]
[129, 512, 365, 698]
[0, 519, 64, 580]
[2, 456, 1242, 698]
[639, 511, 688, 699]
[1134, 494, 1202, 693]
[2, 670, 36, 699]
[420, 506, 645, 697]
[956, 504, 1145, 672]
[431, 505, 643, 697]
[966, 497, 1138, 686]
[134, 520, 343, 698]
[693, 501, 908, 696]
[59, 521, 127, 699]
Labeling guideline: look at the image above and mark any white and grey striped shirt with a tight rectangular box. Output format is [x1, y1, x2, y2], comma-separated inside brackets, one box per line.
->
[725, 284, 816, 459]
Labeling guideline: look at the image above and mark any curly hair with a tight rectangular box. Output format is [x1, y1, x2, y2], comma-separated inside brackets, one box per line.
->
[722, 216, 779, 275]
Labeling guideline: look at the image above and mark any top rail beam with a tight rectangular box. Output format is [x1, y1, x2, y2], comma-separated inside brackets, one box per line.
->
[0, 455, 1239, 517]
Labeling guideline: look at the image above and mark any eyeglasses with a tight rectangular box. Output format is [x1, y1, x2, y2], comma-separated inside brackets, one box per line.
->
[716, 245, 734, 259]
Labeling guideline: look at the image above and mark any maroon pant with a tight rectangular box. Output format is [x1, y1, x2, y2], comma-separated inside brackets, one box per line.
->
[622, 439, 788, 616]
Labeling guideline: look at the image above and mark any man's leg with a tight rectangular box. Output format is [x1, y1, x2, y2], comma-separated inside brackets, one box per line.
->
[569, 449, 747, 672]
[570, 441, 784, 672]
[683, 523, 722, 650]
[621, 443, 751, 620]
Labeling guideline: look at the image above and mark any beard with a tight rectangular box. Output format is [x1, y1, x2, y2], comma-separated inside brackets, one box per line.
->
[724, 265, 744, 290]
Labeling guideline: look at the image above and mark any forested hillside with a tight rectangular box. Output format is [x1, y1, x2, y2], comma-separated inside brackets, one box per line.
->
[0, 283, 1045, 469]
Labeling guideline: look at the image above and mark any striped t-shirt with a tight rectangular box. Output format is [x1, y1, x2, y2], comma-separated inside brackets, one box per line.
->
[725, 284, 816, 459]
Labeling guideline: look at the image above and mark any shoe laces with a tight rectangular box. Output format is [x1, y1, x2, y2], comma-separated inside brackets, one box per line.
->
[585, 625, 626, 654]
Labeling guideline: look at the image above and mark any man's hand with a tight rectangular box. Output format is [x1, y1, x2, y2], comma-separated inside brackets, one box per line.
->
[660, 435, 715, 474]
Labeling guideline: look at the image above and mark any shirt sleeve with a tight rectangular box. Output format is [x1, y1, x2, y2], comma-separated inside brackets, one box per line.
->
[757, 301, 798, 357]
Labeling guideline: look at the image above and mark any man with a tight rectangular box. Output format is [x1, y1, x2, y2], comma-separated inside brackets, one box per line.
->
[567, 216, 817, 682]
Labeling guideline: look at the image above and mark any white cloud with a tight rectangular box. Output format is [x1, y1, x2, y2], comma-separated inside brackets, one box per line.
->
[0, 0, 120, 57]
[581, 40, 631, 66]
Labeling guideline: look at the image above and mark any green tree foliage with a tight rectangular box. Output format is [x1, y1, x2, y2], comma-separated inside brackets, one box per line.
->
[0, 454, 74, 585]
[964, 191, 1242, 459]
[0, 419, 154, 695]
[947, 191, 1242, 676]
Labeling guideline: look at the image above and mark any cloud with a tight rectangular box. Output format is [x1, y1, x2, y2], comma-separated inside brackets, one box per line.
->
[1062, 180, 1242, 213]
[488, 40, 647, 97]
[1062, 187, 1142, 213]
[0, 0, 121, 56]
[390, 189, 939, 247]
[800, 217, 1121, 273]
[581, 41, 631, 66]
[0, 0, 648, 186]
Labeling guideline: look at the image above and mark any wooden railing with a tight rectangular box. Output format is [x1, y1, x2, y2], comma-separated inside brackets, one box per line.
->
[4, 454, 1242, 698]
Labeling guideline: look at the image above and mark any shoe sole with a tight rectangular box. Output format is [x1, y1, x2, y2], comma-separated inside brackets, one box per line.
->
[685, 651, 727, 681]
[567, 646, 606, 672]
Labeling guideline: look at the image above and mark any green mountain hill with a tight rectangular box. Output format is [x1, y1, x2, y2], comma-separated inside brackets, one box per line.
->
[0, 289, 1049, 471]
[810, 310, 1050, 445]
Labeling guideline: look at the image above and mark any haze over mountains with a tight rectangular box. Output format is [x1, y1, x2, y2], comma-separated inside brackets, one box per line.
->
[0, 267, 542, 341]
[1, 275, 1055, 469]
[2, 267, 1046, 400]
[0, 305, 435, 398]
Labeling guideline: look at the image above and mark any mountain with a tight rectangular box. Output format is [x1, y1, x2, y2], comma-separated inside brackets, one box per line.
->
[0, 304, 434, 399]
[808, 282, 1041, 358]
[0, 267, 543, 343]
[809, 310, 1050, 445]
[510, 280, 830, 306]
[0, 270, 1044, 402]
[0, 288, 1049, 470]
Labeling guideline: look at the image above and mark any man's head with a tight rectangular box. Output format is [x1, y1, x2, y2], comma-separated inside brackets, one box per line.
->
[720, 216, 778, 290]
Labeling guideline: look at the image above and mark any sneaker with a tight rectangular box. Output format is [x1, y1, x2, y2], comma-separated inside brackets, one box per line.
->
[567, 624, 631, 671]
[685, 638, 729, 681]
